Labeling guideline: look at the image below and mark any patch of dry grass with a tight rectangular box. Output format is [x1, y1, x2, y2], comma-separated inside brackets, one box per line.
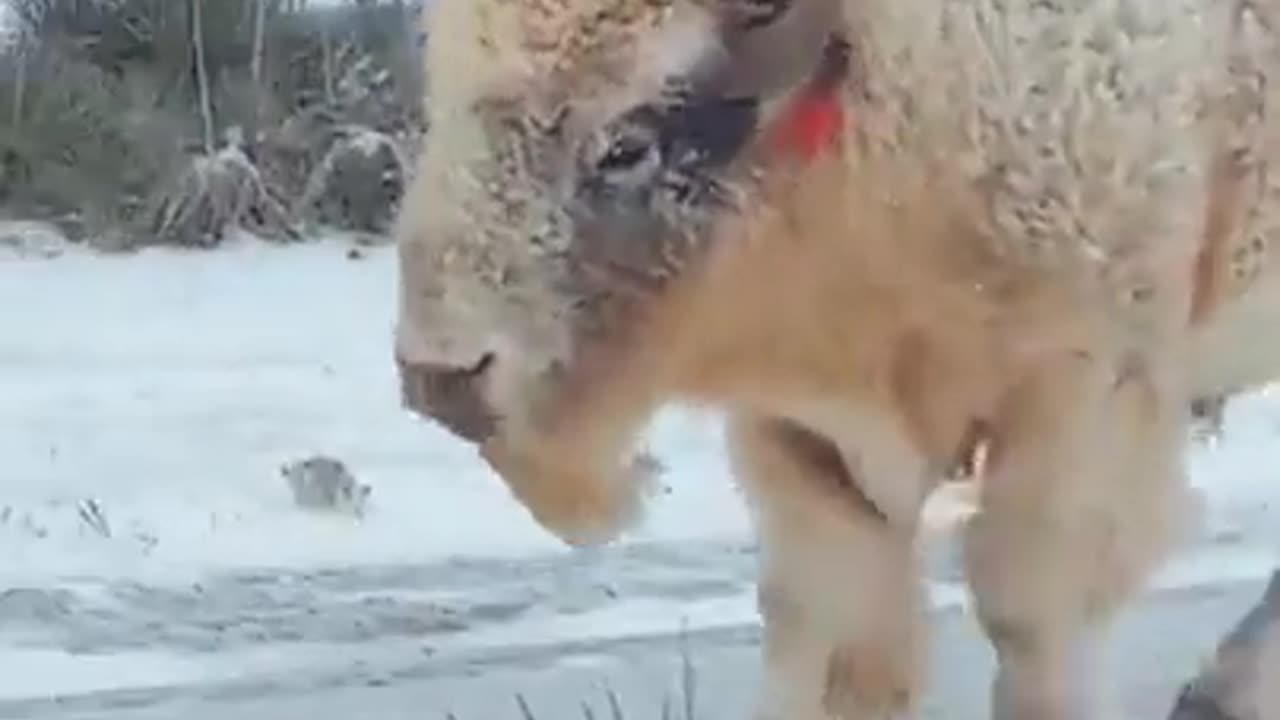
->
[451, 628, 703, 720]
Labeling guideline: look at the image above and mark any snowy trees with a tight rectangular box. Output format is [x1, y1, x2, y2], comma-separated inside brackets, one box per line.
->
[0, 0, 425, 248]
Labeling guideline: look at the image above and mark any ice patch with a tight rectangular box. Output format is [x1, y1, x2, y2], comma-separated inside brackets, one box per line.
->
[0, 648, 206, 701]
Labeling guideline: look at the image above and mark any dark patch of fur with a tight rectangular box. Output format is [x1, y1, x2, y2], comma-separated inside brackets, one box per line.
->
[397, 355, 498, 443]
[767, 418, 890, 524]
[566, 93, 759, 285]
[723, 0, 794, 31]
[563, 31, 855, 340]
[813, 34, 852, 92]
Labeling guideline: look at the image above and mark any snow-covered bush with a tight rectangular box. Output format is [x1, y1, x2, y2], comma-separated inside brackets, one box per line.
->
[297, 125, 410, 238]
[149, 135, 300, 249]
[0, 0, 428, 247]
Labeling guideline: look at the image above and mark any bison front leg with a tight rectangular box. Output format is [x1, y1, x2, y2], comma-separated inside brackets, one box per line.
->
[729, 414, 926, 720]
[963, 352, 1195, 720]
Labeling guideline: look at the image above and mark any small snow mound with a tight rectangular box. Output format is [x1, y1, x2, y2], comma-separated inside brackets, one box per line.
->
[0, 221, 70, 259]
[280, 455, 372, 519]
[348, 128, 391, 158]
[299, 126, 409, 236]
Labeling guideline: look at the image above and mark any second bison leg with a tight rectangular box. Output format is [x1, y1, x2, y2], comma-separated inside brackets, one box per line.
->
[729, 414, 928, 720]
[964, 352, 1195, 720]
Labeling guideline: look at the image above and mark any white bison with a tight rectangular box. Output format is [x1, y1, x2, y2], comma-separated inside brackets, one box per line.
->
[392, 0, 1280, 718]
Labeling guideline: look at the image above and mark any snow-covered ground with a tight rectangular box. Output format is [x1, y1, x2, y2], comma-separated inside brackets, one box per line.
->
[0, 228, 1276, 718]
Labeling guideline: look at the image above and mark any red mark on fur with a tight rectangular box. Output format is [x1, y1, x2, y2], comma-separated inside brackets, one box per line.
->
[763, 37, 851, 162]
[766, 89, 845, 161]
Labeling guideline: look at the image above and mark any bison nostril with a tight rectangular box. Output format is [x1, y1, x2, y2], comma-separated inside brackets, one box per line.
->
[397, 353, 499, 443]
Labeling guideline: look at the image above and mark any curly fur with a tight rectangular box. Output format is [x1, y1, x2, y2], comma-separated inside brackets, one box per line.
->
[394, 1, 1280, 718]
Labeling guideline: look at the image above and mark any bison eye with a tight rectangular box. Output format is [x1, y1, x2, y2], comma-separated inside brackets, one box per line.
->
[586, 118, 665, 193]
[599, 134, 654, 172]
[595, 122, 661, 181]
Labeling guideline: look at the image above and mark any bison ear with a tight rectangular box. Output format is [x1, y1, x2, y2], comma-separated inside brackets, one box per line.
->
[713, 0, 843, 99]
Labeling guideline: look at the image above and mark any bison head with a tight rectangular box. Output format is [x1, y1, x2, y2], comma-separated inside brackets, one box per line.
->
[394, 0, 846, 544]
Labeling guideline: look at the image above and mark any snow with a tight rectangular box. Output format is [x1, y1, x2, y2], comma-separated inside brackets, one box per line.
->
[0, 648, 208, 701]
[0, 227, 1276, 715]
[348, 127, 396, 158]
[0, 238, 718, 583]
